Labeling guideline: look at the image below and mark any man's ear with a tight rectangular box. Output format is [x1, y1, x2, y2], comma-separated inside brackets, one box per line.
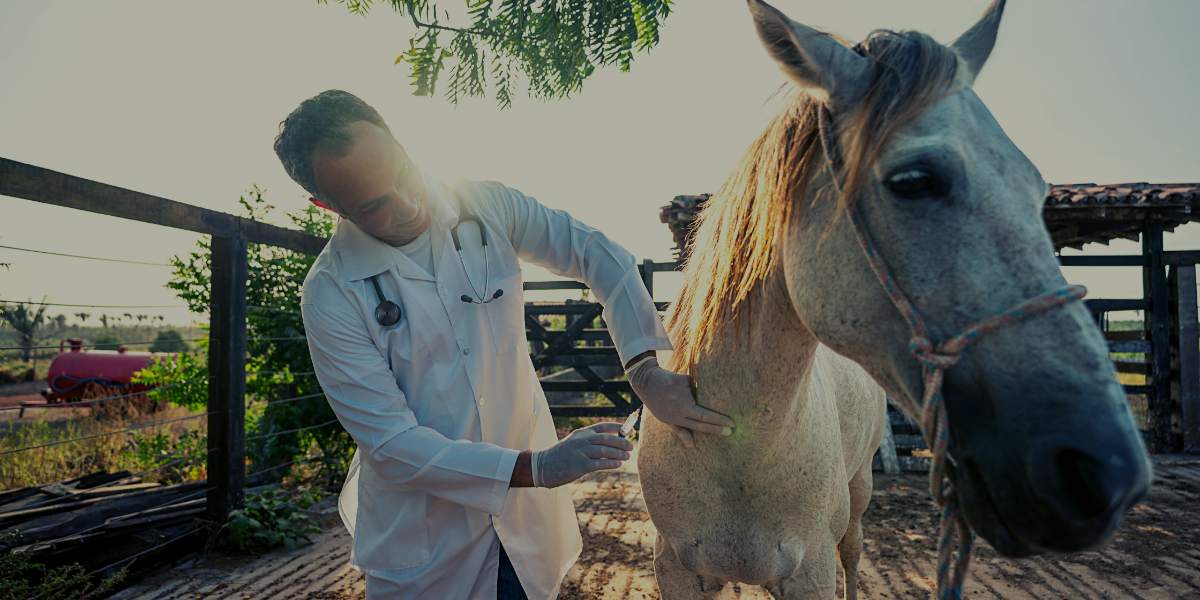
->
[309, 196, 339, 214]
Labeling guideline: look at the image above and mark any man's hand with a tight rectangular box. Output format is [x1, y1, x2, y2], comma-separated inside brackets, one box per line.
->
[627, 356, 734, 448]
[531, 422, 634, 488]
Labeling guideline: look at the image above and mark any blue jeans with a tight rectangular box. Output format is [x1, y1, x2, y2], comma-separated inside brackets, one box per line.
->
[497, 543, 529, 600]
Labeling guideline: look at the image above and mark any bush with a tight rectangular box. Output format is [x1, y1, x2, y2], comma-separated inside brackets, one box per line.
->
[216, 487, 324, 553]
[149, 330, 189, 353]
[0, 361, 34, 384]
[162, 188, 353, 480]
[91, 333, 122, 350]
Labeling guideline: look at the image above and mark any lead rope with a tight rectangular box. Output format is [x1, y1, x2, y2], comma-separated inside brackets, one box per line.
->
[816, 106, 1086, 600]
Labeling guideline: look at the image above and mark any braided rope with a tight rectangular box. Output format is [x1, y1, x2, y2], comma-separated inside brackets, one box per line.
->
[817, 106, 1085, 600]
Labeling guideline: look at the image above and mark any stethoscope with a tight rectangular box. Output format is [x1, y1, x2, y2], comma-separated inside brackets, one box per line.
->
[369, 205, 504, 327]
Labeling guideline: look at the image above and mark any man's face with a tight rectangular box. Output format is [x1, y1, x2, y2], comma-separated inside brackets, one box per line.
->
[310, 121, 431, 246]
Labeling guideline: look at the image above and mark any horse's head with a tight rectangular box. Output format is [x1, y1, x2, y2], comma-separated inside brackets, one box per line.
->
[746, 0, 1151, 557]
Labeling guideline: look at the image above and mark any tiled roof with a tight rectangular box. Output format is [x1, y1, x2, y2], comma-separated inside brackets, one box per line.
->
[662, 184, 1200, 259]
[1046, 183, 1200, 208]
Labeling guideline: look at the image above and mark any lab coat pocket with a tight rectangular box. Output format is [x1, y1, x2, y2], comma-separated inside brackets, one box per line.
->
[488, 271, 528, 354]
[357, 465, 431, 570]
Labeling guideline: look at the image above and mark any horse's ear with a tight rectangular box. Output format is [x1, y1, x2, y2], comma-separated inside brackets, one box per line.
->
[746, 0, 869, 105]
[951, 0, 1006, 84]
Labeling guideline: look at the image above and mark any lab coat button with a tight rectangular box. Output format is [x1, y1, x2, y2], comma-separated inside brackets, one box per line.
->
[479, 397, 487, 407]
[462, 347, 471, 355]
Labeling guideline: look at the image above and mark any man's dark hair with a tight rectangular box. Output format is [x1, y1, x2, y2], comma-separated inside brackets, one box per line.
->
[273, 89, 392, 200]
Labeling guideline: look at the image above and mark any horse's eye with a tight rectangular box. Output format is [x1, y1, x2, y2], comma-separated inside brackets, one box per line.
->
[886, 168, 947, 199]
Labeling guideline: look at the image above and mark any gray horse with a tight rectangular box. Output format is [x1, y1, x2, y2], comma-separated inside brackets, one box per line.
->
[638, 1, 1152, 598]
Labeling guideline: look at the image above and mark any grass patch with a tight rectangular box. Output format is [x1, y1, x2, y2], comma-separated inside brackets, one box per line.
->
[0, 404, 207, 491]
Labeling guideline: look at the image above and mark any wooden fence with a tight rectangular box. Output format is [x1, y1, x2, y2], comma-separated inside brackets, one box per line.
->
[4, 156, 1199, 527]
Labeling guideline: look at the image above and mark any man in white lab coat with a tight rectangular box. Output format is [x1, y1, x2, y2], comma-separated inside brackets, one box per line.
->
[273, 90, 735, 599]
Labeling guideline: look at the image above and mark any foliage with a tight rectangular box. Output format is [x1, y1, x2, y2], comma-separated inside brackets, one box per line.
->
[149, 329, 190, 353]
[216, 487, 324, 553]
[159, 186, 354, 482]
[0, 360, 34, 384]
[124, 428, 208, 483]
[0, 532, 126, 600]
[0, 301, 47, 361]
[320, 0, 674, 108]
[134, 349, 210, 411]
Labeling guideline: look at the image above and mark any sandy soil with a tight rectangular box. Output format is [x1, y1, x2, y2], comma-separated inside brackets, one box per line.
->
[109, 456, 1200, 600]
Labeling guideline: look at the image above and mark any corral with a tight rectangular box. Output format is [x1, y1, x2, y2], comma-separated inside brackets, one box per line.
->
[2, 160, 1199, 598]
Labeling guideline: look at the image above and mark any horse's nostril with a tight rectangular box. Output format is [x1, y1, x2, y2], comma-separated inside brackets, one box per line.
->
[1054, 448, 1119, 520]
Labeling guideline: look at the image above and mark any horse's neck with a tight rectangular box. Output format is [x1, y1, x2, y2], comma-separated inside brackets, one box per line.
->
[693, 266, 820, 431]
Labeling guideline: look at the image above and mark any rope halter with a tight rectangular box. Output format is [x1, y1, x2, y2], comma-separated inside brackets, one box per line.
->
[816, 104, 1086, 600]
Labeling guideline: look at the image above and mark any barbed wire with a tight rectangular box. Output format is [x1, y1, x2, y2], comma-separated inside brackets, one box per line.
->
[245, 417, 340, 444]
[253, 370, 315, 378]
[0, 244, 173, 267]
[244, 451, 329, 481]
[260, 391, 326, 408]
[0, 410, 213, 456]
[0, 299, 185, 309]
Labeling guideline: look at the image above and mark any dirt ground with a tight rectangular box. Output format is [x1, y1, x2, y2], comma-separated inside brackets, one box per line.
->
[110, 455, 1200, 600]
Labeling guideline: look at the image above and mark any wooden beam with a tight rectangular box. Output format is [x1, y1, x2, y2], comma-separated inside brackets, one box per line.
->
[1105, 330, 1146, 342]
[0, 157, 328, 254]
[1109, 340, 1152, 353]
[532, 304, 603, 369]
[1144, 222, 1174, 452]
[1114, 360, 1150, 376]
[207, 236, 248, 525]
[1171, 265, 1200, 454]
[524, 280, 588, 291]
[1056, 255, 1144, 267]
[1164, 251, 1200, 266]
[541, 381, 633, 393]
[548, 405, 632, 417]
[1087, 299, 1149, 313]
[1043, 206, 1192, 221]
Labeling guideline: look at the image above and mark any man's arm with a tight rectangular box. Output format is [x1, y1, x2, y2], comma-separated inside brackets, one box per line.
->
[510, 450, 534, 487]
[302, 297, 522, 512]
[478, 182, 671, 366]
[476, 183, 734, 442]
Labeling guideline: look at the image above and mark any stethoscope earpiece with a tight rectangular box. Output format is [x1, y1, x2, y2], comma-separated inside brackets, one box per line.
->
[454, 209, 504, 305]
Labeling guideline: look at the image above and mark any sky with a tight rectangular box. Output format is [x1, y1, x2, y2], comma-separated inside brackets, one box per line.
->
[1, 1, 1198, 327]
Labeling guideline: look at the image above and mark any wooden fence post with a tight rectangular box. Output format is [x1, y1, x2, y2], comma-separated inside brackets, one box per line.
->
[1171, 264, 1200, 454]
[641, 259, 655, 300]
[1144, 222, 1173, 452]
[207, 235, 248, 525]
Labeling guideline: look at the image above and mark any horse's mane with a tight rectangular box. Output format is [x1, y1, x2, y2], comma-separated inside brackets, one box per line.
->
[667, 29, 961, 372]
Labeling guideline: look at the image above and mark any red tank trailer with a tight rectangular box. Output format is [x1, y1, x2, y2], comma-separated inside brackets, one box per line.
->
[40, 339, 167, 403]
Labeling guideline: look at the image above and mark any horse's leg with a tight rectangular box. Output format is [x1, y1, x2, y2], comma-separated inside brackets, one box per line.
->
[764, 543, 837, 600]
[653, 535, 725, 600]
[837, 466, 872, 600]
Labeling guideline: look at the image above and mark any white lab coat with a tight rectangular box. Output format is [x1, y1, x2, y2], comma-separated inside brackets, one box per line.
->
[300, 178, 671, 599]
